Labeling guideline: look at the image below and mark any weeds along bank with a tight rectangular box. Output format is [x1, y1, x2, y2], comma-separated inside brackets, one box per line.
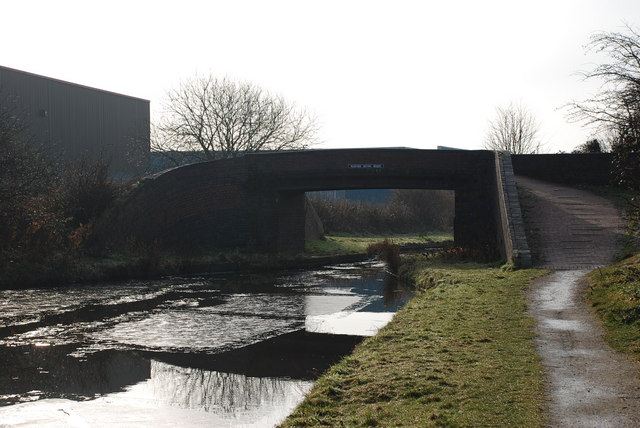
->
[282, 257, 547, 427]
[588, 252, 640, 359]
[309, 190, 454, 235]
[583, 184, 640, 361]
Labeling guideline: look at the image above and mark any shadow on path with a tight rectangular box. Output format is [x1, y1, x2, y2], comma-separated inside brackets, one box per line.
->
[517, 176, 624, 270]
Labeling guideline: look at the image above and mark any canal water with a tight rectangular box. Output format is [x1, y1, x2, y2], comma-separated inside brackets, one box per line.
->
[0, 261, 412, 427]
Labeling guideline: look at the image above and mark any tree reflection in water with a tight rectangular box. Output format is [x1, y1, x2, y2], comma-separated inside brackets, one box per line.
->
[124, 361, 312, 416]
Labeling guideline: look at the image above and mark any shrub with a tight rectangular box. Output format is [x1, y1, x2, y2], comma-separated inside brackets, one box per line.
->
[62, 159, 122, 228]
[572, 139, 604, 153]
[0, 110, 128, 283]
[0, 111, 66, 268]
[309, 190, 454, 235]
[366, 239, 401, 274]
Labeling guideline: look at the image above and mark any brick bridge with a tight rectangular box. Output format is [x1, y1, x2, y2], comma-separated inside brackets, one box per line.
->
[115, 148, 566, 266]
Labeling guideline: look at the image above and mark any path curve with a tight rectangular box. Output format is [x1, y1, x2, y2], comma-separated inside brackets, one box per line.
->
[517, 176, 640, 427]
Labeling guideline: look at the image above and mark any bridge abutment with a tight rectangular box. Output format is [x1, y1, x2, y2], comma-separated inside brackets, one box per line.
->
[454, 187, 498, 253]
[276, 191, 306, 253]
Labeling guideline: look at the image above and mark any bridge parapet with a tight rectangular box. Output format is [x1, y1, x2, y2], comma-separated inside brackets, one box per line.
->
[495, 153, 532, 268]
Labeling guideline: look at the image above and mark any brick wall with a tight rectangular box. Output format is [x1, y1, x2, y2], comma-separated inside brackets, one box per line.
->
[114, 149, 511, 256]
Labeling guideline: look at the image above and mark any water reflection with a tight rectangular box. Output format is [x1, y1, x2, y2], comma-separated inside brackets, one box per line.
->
[1, 368, 312, 428]
[0, 261, 412, 426]
[150, 330, 362, 380]
[0, 345, 150, 405]
[112, 361, 313, 426]
[306, 311, 395, 336]
[303, 275, 412, 336]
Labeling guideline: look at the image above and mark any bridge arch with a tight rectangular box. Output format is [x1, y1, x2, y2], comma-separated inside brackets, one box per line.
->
[114, 149, 519, 261]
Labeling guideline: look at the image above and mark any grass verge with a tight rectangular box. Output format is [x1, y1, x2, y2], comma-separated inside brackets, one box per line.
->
[583, 184, 640, 358]
[305, 233, 452, 256]
[281, 257, 547, 427]
[587, 253, 640, 358]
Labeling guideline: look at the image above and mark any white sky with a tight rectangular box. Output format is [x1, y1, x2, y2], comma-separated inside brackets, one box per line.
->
[2, 0, 639, 153]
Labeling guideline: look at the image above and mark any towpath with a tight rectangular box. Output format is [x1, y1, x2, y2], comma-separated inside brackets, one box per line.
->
[517, 176, 640, 427]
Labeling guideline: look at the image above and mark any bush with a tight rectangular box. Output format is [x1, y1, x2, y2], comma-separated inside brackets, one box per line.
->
[366, 239, 401, 274]
[309, 189, 454, 235]
[572, 139, 604, 153]
[62, 160, 122, 228]
[390, 189, 454, 231]
[611, 134, 640, 238]
[0, 112, 67, 268]
[60, 159, 124, 253]
[0, 110, 127, 285]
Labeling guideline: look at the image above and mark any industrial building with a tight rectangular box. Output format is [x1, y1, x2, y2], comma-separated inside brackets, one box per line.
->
[0, 65, 150, 179]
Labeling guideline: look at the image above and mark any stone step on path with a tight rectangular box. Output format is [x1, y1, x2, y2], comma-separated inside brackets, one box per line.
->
[516, 176, 625, 270]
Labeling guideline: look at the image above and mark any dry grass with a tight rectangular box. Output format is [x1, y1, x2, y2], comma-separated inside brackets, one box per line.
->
[305, 233, 452, 256]
[588, 253, 640, 357]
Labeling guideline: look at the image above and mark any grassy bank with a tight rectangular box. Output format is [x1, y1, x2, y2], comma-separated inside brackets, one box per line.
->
[281, 258, 547, 427]
[583, 183, 640, 359]
[587, 253, 640, 358]
[2, 235, 436, 288]
[0, 250, 190, 288]
[305, 233, 452, 256]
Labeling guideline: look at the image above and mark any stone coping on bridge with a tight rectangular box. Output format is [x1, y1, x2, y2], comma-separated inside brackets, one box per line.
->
[495, 153, 532, 268]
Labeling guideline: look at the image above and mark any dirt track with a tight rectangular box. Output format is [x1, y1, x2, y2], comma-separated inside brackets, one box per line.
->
[518, 176, 640, 427]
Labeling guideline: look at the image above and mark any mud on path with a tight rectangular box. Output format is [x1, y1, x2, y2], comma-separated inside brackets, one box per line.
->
[517, 176, 640, 427]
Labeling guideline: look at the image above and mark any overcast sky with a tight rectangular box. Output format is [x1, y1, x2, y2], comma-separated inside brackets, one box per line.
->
[2, 0, 639, 153]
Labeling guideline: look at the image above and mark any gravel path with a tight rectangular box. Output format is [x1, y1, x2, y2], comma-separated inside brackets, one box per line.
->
[517, 176, 640, 427]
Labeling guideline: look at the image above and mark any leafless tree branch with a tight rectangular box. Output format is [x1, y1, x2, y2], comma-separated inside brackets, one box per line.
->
[566, 24, 640, 138]
[154, 75, 318, 164]
[483, 102, 541, 154]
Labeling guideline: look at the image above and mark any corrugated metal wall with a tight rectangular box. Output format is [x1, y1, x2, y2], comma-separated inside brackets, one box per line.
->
[0, 65, 149, 179]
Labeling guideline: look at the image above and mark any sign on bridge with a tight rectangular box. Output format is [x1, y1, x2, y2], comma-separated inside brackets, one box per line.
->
[348, 163, 384, 169]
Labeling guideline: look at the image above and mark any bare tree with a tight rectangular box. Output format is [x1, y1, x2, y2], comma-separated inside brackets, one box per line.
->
[483, 102, 541, 154]
[567, 24, 640, 194]
[567, 24, 640, 138]
[155, 75, 318, 163]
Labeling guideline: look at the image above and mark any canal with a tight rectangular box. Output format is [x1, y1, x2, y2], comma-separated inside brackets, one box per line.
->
[0, 261, 413, 427]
